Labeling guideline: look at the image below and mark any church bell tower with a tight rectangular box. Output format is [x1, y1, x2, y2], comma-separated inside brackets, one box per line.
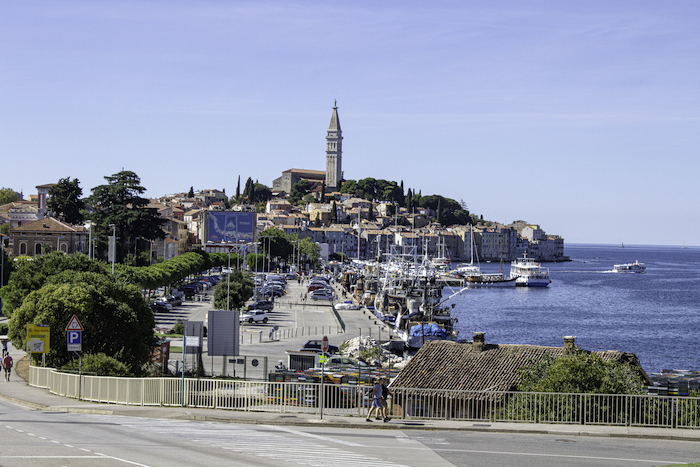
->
[325, 101, 343, 190]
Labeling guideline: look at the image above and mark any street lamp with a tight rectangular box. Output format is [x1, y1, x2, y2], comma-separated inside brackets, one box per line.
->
[108, 224, 116, 274]
[1, 236, 5, 288]
[134, 237, 140, 266]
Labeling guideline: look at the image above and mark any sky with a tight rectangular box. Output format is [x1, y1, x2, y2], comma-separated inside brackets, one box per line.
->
[2, 1, 699, 246]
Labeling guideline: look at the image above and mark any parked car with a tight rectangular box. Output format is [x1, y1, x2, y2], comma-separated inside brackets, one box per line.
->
[327, 356, 367, 368]
[308, 283, 333, 292]
[310, 289, 335, 301]
[248, 300, 274, 311]
[166, 295, 182, 306]
[240, 310, 269, 324]
[301, 339, 339, 354]
[150, 301, 171, 313]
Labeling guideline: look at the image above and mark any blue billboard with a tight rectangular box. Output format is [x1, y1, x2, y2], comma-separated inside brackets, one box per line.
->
[207, 212, 256, 243]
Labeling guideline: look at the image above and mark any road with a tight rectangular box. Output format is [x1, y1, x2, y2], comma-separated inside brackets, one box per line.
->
[1, 398, 698, 467]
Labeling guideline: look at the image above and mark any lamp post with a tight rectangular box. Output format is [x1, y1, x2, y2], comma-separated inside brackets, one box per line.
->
[108, 224, 116, 274]
[227, 245, 232, 311]
[134, 237, 140, 264]
[1, 236, 5, 288]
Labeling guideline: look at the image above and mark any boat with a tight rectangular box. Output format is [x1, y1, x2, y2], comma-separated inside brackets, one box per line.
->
[613, 260, 646, 273]
[465, 273, 517, 288]
[510, 253, 551, 287]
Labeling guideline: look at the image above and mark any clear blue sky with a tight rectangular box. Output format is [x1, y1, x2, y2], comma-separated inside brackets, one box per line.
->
[2, 1, 698, 246]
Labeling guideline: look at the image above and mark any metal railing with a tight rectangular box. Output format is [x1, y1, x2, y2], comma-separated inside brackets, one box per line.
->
[28, 366, 700, 429]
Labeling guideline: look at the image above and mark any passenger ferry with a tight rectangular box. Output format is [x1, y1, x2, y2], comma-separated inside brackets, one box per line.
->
[510, 254, 551, 287]
[613, 260, 646, 273]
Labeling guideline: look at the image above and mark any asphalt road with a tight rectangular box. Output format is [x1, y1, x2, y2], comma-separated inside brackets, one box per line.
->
[155, 279, 393, 377]
[2, 397, 698, 467]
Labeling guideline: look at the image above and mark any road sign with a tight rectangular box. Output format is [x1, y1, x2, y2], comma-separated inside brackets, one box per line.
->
[322, 335, 329, 353]
[67, 330, 82, 352]
[26, 324, 50, 354]
[65, 315, 84, 331]
[318, 355, 328, 364]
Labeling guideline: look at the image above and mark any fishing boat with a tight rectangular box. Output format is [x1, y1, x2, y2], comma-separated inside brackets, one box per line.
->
[613, 260, 646, 273]
[465, 272, 517, 288]
[510, 253, 551, 287]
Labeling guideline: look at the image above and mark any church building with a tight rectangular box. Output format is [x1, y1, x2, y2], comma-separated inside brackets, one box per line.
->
[273, 102, 344, 195]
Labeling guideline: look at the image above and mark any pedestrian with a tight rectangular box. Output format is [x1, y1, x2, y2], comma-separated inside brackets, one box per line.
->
[366, 379, 383, 422]
[380, 378, 391, 422]
[3, 353, 13, 382]
[1, 338, 7, 358]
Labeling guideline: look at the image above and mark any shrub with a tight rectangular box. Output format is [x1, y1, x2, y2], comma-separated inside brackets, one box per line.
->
[64, 353, 132, 377]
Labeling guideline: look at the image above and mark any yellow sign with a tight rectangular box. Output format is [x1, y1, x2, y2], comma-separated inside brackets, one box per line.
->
[26, 324, 50, 354]
[318, 355, 328, 364]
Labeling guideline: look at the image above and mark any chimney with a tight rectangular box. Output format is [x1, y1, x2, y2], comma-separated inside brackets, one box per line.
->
[563, 336, 576, 349]
[472, 332, 485, 352]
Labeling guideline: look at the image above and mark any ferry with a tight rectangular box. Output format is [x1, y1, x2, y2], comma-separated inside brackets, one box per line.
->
[510, 254, 551, 287]
[613, 260, 646, 273]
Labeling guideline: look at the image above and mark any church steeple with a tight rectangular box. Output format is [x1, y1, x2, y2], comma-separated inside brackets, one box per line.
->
[326, 101, 343, 189]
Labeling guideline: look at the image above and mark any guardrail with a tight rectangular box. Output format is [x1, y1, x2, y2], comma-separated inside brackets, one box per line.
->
[28, 366, 700, 429]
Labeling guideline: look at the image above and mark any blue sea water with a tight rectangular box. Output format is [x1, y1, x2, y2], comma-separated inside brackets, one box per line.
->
[450, 243, 700, 374]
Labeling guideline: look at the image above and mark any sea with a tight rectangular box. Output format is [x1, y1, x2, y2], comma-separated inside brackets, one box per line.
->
[448, 243, 700, 375]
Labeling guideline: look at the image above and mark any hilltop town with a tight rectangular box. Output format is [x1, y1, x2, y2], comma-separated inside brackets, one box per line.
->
[0, 103, 567, 264]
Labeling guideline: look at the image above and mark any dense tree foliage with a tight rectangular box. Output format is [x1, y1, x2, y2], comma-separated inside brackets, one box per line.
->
[290, 180, 312, 205]
[0, 252, 107, 319]
[87, 171, 166, 263]
[48, 177, 85, 224]
[212, 269, 254, 310]
[418, 195, 470, 226]
[8, 270, 155, 373]
[517, 346, 647, 394]
[0, 187, 18, 205]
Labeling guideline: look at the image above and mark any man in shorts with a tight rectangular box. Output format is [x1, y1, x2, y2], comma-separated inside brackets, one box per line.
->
[366, 379, 384, 422]
[3, 353, 13, 381]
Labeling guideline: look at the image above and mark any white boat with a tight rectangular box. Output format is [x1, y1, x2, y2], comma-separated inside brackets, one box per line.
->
[465, 272, 517, 288]
[613, 260, 646, 273]
[510, 253, 551, 287]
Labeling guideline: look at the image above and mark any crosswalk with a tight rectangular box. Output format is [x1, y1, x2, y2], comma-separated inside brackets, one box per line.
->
[85, 415, 411, 467]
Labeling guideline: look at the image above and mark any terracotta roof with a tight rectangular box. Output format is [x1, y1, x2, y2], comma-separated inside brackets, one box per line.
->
[11, 216, 85, 233]
[391, 339, 649, 392]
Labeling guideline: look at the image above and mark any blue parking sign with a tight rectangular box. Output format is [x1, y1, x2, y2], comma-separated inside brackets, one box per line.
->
[67, 330, 82, 351]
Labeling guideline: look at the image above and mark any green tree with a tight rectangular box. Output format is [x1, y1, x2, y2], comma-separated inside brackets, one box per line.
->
[259, 227, 294, 264]
[0, 188, 18, 206]
[87, 171, 166, 263]
[48, 177, 85, 224]
[340, 179, 357, 194]
[8, 270, 155, 373]
[517, 346, 647, 394]
[0, 252, 107, 319]
[290, 180, 312, 205]
[187, 186, 194, 198]
[298, 237, 321, 265]
[212, 269, 254, 310]
[235, 176, 241, 200]
[0, 188, 18, 205]
[252, 183, 272, 203]
[331, 200, 338, 223]
[1, 238, 14, 288]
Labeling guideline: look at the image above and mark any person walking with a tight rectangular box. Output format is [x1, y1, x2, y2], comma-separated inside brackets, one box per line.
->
[366, 379, 383, 422]
[3, 353, 13, 381]
[380, 378, 391, 422]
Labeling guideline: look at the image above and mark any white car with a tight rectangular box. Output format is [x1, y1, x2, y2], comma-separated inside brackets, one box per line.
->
[310, 290, 335, 301]
[240, 310, 269, 324]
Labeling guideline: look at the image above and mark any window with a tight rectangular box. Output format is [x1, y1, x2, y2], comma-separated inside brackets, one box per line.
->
[19, 242, 27, 255]
[35, 243, 42, 256]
